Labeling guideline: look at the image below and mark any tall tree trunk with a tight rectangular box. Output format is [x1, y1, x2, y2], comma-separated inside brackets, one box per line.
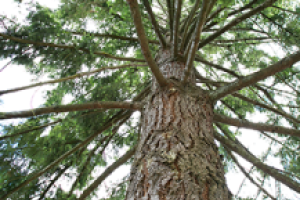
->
[126, 49, 231, 200]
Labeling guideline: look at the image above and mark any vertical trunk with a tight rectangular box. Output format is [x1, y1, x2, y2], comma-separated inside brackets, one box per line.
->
[126, 49, 231, 200]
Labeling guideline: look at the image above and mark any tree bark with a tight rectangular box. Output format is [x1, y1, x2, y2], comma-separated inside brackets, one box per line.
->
[125, 49, 231, 200]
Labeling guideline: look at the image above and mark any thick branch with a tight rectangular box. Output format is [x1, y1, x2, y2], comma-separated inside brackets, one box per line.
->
[184, 0, 211, 55]
[127, 0, 168, 87]
[0, 101, 141, 120]
[183, 0, 213, 83]
[142, 0, 167, 47]
[172, 0, 182, 57]
[166, 0, 173, 40]
[0, 64, 147, 96]
[214, 113, 300, 138]
[1, 82, 149, 140]
[78, 146, 136, 200]
[71, 31, 160, 44]
[179, 0, 201, 52]
[198, 0, 277, 49]
[194, 55, 298, 118]
[0, 33, 145, 62]
[196, 71, 300, 125]
[210, 51, 300, 100]
[214, 132, 300, 193]
[194, 61, 296, 120]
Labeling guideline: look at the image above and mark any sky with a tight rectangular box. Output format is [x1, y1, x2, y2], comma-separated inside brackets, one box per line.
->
[0, 0, 299, 199]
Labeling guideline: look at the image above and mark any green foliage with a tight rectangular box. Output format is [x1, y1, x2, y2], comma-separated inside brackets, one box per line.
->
[1, 0, 300, 199]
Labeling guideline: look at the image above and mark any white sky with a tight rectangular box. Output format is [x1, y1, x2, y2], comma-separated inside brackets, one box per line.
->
[0, 0, 299, 199]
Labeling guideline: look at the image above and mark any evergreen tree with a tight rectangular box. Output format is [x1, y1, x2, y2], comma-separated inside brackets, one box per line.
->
[0, 0, 300, 199]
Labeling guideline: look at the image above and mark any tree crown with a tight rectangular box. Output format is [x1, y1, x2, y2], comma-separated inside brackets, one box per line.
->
[0, 0, 300, 199]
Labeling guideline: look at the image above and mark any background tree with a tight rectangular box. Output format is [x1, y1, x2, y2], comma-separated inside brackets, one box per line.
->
[0, 0, 300, 199]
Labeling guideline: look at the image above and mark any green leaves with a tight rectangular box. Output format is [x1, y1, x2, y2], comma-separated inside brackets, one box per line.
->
[1, 0, 300, 199]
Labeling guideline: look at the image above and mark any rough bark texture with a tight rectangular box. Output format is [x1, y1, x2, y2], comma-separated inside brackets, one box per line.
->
[126, 49, 231, 200]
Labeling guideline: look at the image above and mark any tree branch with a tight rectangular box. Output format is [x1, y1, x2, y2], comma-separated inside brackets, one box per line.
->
[231, 93, 300, 124]
[0, 109, 131, 200]
[183, 0, 214, 84]
[172, 0, 182, 57]
[208, 42, 267, 48]
[0, 109, 109, 141]
[0, 33, 145, 62]
[198, 0, 277, 49]
[214, 113, 300, 138]
[194, 54, 297, 117]
[38, 165, 71, 200]
[210, 50, 300, 100]
[271, 5, 299, 15]
[67, 135, 111, 197]
[1, 81, 150, 139]
[68, 113, 130, 197]
[203, 27, 269, 35]
[203, 0, 259, 31]
[0, 101, 142, 120]
[195, 54, 240, 77]
[179, 0, 201, 52]
[235, 140, 273, 197]
[78, 146, 136, 200]
[0, 64, 147, 96]
[0, 120, 61, 140]
[230, 0, 259, 15]
[195, 71, 300, 127]
[255, 174, 268, 199]
[157, 0, 168, 15]
[225, 148, 276, 200]
[212, 37, 272, 43]
[1, 84, 149, 199]
[166, 0, 173, 40]
[127, 0, 168, 87]
[142, 0, 167, 47]
[71, 31, 160, 44]
[260, 12, 295, 37]
[194, 63, 300, 126]
[204, 6, 227, 26]
[214, 131, 300, 193]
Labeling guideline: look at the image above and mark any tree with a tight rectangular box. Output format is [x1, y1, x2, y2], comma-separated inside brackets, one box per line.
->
[0, 0, 300, 199]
